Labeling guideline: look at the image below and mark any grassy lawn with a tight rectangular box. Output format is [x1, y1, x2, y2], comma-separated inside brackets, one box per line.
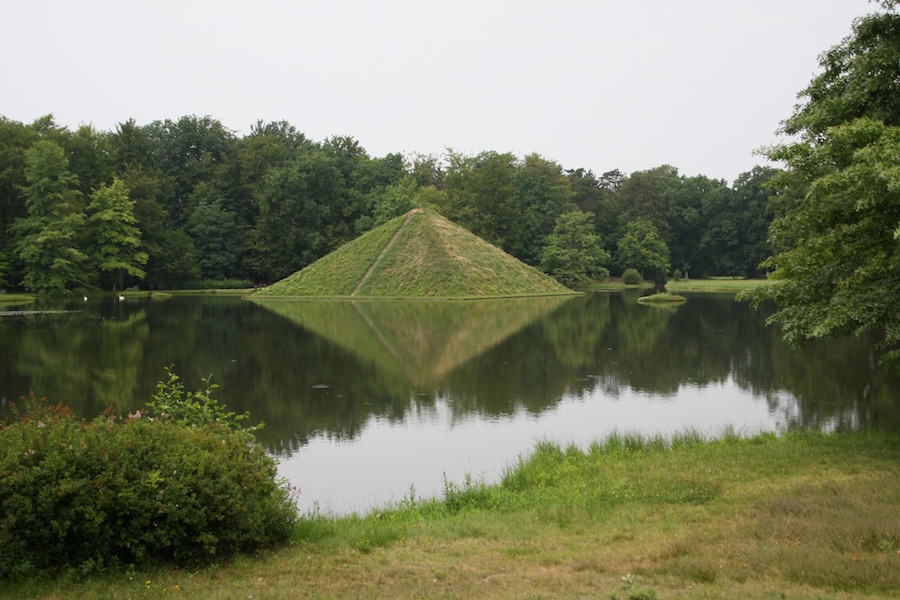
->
[9, 430, 900, 599]
[586, 278, 654, 291]
[665, 277, 771, 293]
[0, 293, 36, 304]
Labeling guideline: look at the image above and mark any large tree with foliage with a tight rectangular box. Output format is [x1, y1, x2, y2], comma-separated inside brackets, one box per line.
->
[616, 218, 670, 289]
[441, 150, 521, 254]
[244, 151, 345, 282]
[87, 178, 147, 291]
[13, 141, 90, 293]
[744, 2, 900, 366]
[0, 117, 39, 289]
[541, 210, 609, 288]
[186, 195, 242, 280]
[701, 166, 778, 278]
[510, 154, 575, 265]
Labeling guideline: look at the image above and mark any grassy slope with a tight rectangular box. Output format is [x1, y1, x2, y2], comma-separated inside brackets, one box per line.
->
[256, 210, 574, 298]
[256, 215, 407, 297]
[16, 431, 900, 599]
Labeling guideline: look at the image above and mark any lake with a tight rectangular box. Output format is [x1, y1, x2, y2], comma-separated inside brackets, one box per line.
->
[2, 292, 898, 515]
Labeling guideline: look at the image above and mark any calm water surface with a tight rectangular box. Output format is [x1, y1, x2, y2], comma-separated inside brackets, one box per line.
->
[2, 292, 898, 514]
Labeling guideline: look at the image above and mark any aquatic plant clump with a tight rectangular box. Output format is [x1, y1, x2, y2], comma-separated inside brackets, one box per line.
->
[0, 373, 297, 581]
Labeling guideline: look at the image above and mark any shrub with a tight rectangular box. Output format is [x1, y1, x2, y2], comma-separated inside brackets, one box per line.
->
[0, 372, 297, 581]
[622, 268, 642, 285]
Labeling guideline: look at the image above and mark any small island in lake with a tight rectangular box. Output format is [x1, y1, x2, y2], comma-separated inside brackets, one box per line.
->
[637, 292, 686, 304]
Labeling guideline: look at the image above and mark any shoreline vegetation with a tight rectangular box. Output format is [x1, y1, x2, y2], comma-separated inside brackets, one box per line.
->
[2, 277, 768, 303]
[9, 429, 900, 599]
[665, 277, 770, 294]
[637, 292, 687, 304]
[0, 293, 36, 304]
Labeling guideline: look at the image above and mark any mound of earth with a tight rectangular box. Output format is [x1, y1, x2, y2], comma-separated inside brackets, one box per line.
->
[254, 209, 574, 298]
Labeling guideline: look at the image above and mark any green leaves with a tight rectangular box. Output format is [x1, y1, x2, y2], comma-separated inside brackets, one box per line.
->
[541, 210, 610, 288]
[147, 365, 261, 435]
[748, 118, 900, 364]
[616, 218, 670, 289]
[745, 5, 900, 368]
[0, 388, 293, 580]
[87, 178, 148, 287]
[13, 141, 90, 294]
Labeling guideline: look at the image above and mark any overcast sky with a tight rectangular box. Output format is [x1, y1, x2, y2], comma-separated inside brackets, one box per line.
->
[1, 0, 878, 184]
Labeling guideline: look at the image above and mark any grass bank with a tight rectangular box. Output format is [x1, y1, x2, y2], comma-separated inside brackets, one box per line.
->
[0, 293, 36, 304]
[120, 289, 254, 298]
[586, 278, 654, 291]
[9, 430, 900, 599]
[666, 277, 770, 293]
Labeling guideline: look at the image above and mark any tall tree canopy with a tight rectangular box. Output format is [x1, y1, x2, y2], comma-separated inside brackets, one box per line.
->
[87, 178, 147, 291]
[540, 210, 609, 288]
[616, 218, 670, 289]
[744, 2, 900, 366]
[0, 110, 783, 293]
[13, 141, 89, 293]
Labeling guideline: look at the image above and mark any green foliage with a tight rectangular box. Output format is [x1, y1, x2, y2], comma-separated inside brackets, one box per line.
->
[781, 10, 900, 138]
[0, 375, 296, 581]
[746, 118, 900, 364]
[186, 196, 242, 281]
[0, 108, 787, 295]
[87, 178, 148, 290]
[147, 365, 261, 434]
[617, 219, 671, 290]
[541, 209, 610, 287]
[13, 141, 90, 294]
[369, 175, 419, 227]
[510, 154, 576, 265]
[701, 166, 777, 277]
[245, 151, 346, 282]
[441, 150, 521, 254]
[621, 267, 642, 285]
[744, 4, 900, 367]
[183, 277, 254, 290]
[442, 469, 495, 514]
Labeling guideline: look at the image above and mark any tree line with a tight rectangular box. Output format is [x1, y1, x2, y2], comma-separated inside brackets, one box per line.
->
[0, 113, 779, 294]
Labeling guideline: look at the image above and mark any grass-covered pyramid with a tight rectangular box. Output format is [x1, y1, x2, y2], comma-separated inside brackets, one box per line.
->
[254, 209, 574, 298]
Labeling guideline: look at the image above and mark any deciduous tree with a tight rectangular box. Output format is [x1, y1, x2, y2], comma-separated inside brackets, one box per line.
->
[541, 210, 609, 288]
[616, 218, 670, 290]
[87, 178, 147, 291]
[744, 3, 900, 366]
[13, 141, 89, 293]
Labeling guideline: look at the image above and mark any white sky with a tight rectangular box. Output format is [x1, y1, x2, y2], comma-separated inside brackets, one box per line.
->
[1, 0, 877, 184]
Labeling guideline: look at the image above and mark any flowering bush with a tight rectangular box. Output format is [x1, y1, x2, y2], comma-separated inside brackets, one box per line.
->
[0, 372, 297, 581]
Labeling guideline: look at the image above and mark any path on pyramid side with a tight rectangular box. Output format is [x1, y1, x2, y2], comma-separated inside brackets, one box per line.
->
[352, 208, 423, 297]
